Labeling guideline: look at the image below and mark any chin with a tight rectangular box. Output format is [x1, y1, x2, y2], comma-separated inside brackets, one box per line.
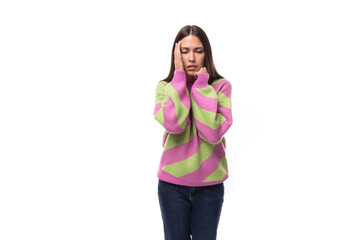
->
[185, 70, 194, 75]
[186, 69, 198, 75]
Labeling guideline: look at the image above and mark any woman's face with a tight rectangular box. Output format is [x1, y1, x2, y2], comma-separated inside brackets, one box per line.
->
[179, 35, 205, 76]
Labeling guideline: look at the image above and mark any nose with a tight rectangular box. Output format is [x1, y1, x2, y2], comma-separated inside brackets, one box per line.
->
[189, 51, 195, 62]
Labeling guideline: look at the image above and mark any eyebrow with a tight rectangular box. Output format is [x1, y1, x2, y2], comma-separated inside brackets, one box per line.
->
[181, 47, 203, 50]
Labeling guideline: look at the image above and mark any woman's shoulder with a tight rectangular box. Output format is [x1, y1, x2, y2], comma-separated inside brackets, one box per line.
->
[211, 77, 232, 88]
[156, 80, 169, 88]
[155, 80, 170, 95]
[158, 80, 170, 85]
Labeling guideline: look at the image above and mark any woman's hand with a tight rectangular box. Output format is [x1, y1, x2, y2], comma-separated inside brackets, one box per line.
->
[194, 67, 208, 79]
[174, 41, 184, 71]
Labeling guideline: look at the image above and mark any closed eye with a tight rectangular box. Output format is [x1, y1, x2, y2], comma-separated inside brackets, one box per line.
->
[181, 51, 203, 54]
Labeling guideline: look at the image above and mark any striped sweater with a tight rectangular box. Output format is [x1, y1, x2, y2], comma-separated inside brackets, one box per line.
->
[154, 70, 233, 186]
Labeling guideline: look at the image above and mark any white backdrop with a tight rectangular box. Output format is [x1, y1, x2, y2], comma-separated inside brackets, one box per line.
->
[1, 0, 359, 239]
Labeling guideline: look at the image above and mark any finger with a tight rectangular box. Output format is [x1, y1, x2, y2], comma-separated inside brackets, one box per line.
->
[175, 44, 180, 58]
[177, 42, 180, 53]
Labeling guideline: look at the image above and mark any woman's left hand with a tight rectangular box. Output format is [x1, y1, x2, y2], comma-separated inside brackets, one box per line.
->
[194, 67, 208, 79]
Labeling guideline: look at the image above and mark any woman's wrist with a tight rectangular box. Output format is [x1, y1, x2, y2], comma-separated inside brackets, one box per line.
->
[172, 70, 186, 83]
[193, 73, 210, 88]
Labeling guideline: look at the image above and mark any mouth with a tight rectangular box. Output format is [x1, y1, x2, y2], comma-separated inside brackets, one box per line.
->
[186, 65, 197, 70]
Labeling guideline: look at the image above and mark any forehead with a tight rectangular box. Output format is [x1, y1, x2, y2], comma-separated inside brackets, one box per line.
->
[181, 35, 203, 48]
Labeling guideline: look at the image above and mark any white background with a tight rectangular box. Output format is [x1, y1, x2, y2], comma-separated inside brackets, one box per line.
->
[1, 0, 359, 239]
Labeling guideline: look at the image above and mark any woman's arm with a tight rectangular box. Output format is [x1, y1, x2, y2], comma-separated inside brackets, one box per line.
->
[154, 70, 191, 134]
[190, 72, 233, 144]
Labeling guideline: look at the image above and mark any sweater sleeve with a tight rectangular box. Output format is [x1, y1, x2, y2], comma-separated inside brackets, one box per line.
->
[153, 70, 191, 134]
[190, 73, 233, 144]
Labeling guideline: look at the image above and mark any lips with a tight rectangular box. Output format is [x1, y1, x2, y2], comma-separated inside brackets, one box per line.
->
[187, 65, 197, 70]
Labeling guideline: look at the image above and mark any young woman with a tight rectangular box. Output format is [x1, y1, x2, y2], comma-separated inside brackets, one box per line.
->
[153, 25, 233, 240]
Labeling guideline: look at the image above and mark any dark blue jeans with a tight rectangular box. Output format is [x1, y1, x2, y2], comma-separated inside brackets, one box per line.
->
[158, 180, 224, 240]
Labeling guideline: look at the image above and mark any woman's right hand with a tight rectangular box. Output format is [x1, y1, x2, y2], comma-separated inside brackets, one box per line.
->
[174, 41, 184, 71]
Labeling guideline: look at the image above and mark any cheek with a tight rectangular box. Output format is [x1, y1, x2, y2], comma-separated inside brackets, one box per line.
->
[199, 56, 205, 65]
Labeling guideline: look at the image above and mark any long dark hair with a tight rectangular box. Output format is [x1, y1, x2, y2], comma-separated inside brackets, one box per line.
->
[161, 25, 224, 85]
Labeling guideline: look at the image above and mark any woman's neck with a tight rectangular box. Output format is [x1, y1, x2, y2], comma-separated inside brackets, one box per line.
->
[186, 74, 195, 83]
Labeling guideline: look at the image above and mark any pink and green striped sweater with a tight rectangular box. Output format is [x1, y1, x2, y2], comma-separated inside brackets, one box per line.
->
[154, 70, 233, 187]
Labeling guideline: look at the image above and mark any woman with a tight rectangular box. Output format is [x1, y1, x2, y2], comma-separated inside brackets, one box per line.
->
[153, 25, 233, 240]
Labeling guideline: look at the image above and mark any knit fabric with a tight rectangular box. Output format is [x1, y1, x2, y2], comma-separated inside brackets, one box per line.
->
[154, 70, 233, 186]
